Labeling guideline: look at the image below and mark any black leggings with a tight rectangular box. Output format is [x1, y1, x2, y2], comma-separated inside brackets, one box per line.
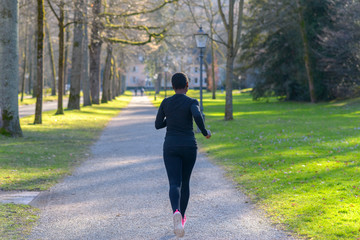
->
[163, 146, 197, 217]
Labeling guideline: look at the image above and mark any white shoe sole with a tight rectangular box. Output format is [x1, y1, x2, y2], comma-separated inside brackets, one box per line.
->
[173, 212, 185, 238]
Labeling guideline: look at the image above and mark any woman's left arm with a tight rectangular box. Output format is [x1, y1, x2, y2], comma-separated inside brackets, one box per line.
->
[155, 100, 167, 129]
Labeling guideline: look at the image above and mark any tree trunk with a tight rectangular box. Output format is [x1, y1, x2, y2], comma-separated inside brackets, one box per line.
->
[296, 0, 316, 103]
[45, 18, 57, 96]
[156, 72, 162, 94]
[116, 71, 122, 96]
[56, 1, 65, 115]
[34, 0, 45, 124]
[110, 53, 114, 100]
[101, 45, 113, 103]
[63, 11, 70, 95]
[68, 0, 84, 110]
[224, 54, 234, 120]
[218, 0, 244, 120]
[21, 25, 29, 102]
[32, 34, 37, 97]
[210, 31, 216, 99]
[0, 0, 23, 137]
[112, 55, 117, 99]
[27, 36, 33, 95]
[82, 0, 91, 106]
[89, 0, 102, 104]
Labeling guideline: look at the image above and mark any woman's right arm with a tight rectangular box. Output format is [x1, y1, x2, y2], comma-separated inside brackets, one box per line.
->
[191, 100, 210, 138]
[155, 100, 167, 129]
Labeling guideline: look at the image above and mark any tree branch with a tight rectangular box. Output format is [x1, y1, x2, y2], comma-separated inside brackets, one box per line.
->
[101, 0, 178, 18]
[106, 29, 167, 45]
[45, 0, 60, 22]
[234, 0, 245, 53]
[64, 21, 78, 28]
[105, 24, 164, 30]
[217, 0, 228, 31]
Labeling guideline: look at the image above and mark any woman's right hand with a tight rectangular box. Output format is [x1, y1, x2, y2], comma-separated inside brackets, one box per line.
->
[206, 130, 211, 139]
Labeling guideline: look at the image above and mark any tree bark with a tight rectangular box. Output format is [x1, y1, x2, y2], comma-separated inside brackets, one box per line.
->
[156, 71, 162, 94]
[21, 24, 29, 102]
[225, 55, 235, 120]
[0, 0, 23, 137]
[45, 17, 57, 96]
[82, 0, 91, 106]
[296, 0, 316, 103]
[27, 34, 33, 94]
[89, 0, 102, 104]
[224, 0, 235, 121]
[210, 31, 216, 99]
[31, 34, 38, 97]
[68, 0, 84, 110]
[63, 11, 70, 95]
[218, 0, 244, 120]
[112, 55, 117, 99]
[34, 0, 45, 124]
[102, 45, 113, 103]
[56, 1, 65, 115]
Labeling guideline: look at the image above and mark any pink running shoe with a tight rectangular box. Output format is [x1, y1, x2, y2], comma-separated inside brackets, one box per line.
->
[182, 215, 187, 227]
[173, 210, 185, 238]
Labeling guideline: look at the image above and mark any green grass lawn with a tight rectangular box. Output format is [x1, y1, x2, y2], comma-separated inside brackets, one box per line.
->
[150, 90, 360, 240]
[0, 92, 132, 239]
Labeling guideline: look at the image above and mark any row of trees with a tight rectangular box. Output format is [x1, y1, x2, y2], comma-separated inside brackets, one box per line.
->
[0, 0, 178, 137]
[5, 0, 355, 137]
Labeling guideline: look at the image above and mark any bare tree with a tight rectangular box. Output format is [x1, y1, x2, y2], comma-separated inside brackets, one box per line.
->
[102, 45, 113, 103]
[0, 0, 23, 136]
[45, 17, 57, 96]
[82, 0, 92, 106]
[89, 0, 178, 104]
[34, 0, 45, 124]
[20, 22, 29, 102]
[46, 0, 68, 114]
[89, 0, 102, 104]
[185, 0, 221, 100]
[68, 0, 85, 109]
[217, 0, 245, 120]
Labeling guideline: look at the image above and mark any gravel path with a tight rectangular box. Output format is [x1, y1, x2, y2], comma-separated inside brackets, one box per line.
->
[29, 96, 294, 240]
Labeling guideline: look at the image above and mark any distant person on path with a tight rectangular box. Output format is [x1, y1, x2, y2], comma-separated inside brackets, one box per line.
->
[134, 88, 138, 96]
[155, 72, 211, 238]
[141, 87, 144, 96]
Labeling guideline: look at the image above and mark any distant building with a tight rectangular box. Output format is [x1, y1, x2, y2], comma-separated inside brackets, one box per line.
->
[123, 49, 222, 90]
[173, 49, 209, 89]
[124, 56, 147, 89]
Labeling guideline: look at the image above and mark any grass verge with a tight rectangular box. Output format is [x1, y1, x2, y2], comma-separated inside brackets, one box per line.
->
[0, 204, 39, 240]
[0, 92, 132, 238]
[149, 90, 360, 240]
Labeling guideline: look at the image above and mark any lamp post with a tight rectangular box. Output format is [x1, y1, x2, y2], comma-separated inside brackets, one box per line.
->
[194, 26, 208, 121]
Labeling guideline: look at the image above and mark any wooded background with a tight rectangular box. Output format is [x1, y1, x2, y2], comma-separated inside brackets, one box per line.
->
[1, 0, 360, 136]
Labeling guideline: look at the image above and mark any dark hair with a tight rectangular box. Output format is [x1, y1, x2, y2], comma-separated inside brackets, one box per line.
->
[171, 72, 189, 90]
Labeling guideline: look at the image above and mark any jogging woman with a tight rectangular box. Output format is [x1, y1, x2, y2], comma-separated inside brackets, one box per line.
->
[155, 72, 211, 238]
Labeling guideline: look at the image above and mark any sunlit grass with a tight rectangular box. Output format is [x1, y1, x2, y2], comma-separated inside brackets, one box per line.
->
[2, 92, 132, 190]
[1, 92, 132, 239]
[0, 204, 39, 240]
[149, 90, 360, 240]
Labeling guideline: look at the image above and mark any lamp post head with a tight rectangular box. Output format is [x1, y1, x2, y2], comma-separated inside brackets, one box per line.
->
[194, 26, 208, 49]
